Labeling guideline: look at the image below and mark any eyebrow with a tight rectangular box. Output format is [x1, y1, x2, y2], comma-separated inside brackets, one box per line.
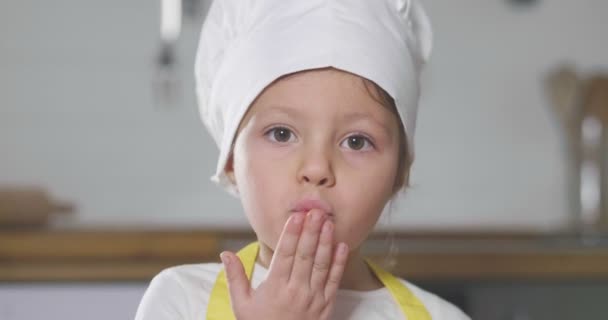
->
[342, 112, 394, 139]
[258, 105, 302, 118]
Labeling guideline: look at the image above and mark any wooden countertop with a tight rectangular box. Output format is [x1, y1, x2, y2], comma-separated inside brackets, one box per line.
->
[1, 228, 608, 282]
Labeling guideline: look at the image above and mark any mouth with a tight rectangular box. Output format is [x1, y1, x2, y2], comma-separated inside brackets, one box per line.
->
[290, 197, 334, 217]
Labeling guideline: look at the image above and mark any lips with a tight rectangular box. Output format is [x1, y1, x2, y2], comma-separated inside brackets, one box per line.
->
[290, 197, 333, 215]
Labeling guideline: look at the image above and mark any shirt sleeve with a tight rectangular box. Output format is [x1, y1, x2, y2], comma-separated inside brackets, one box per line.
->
[134, 268, 192, 320]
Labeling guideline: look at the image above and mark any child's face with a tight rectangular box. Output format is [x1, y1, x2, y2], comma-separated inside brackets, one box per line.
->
[226, 68, 400, 252]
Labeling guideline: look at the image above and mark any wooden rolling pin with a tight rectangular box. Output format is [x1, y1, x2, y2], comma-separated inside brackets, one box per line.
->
[0, 187, 74, 228]
[584, 76, 608, 228]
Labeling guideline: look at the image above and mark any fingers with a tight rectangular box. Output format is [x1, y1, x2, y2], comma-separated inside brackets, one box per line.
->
[324, 242, 349, 300]
[221, 251, 250, 310]
[267, 212, 306, 282]
[310, 219, 334, 291]
[266, 208, 347, 302]
[290, 209, 327, 286]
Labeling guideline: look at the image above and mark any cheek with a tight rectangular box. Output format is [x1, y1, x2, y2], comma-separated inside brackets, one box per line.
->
[235, 142, 278, 210]
[334, 184, 387, 248]
[334, 152, 399, 247]
[342, 150, 399, 196]
[236, 138, 293, 186]
[233, 136, 293, 248]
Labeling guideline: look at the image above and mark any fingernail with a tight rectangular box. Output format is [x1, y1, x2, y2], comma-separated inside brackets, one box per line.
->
[220, 252, 231, 266]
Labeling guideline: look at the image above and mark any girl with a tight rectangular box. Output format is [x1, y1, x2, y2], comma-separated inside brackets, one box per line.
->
[136, 0, 470, 319]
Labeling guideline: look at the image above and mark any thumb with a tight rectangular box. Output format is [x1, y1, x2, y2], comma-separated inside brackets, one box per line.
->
[220, 251, 251, 310]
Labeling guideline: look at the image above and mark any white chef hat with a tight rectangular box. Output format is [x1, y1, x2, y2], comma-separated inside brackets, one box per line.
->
[195, 0, 433, 196]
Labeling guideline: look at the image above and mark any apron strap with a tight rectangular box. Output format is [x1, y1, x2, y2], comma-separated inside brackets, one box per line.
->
[366, 259, 432, 320]
[206, 242, 431, 320]
[206, 242, 258, 320]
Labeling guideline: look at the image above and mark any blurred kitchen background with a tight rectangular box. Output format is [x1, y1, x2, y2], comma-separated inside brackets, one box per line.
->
[1, 0, 607, 319]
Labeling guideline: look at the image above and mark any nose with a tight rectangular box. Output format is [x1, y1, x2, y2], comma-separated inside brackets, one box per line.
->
[297, 146, 336, 187]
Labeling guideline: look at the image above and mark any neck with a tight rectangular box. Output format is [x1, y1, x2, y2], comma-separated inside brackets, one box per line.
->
[257, 241, 383, 291]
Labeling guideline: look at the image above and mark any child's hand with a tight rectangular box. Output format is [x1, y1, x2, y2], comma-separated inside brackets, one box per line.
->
[219, 209, 349, 320]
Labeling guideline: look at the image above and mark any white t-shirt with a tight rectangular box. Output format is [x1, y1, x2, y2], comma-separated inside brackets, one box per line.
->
[135, 263, 471, 320]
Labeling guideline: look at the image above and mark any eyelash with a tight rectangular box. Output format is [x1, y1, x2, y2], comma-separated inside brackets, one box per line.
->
[342, 132, 376, 151]
[263, 126, 376, 151]
[264, 126, 298, 144]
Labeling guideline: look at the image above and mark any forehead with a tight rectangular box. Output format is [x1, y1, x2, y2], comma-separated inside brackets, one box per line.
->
[245, 68, 397, 124]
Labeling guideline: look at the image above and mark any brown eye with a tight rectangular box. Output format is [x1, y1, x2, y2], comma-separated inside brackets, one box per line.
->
[340, 134, 374, 151]
[267, 127, 294, 143]
[348, 136, 365, 150]
[274, 128, 290, 142]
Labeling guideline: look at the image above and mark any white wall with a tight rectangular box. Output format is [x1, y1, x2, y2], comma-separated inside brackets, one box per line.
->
[1, 0, 607, 230]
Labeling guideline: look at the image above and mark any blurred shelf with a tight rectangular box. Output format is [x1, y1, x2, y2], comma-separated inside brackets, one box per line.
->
[1, 228, 608, 282]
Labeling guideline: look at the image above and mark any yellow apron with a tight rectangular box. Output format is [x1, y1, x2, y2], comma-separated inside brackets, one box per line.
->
[206, 242, 431, 320]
